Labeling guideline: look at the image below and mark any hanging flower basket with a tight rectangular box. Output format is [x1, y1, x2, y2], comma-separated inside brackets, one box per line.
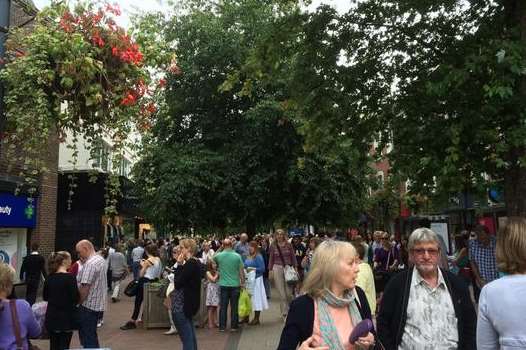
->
[0, 1, 161, 213]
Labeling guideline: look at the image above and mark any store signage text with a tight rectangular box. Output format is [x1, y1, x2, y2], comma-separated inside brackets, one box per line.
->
[0, 206, 12, 216]
[0, 193, 37, 228]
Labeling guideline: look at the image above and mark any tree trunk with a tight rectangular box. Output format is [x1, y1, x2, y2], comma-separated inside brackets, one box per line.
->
[502, 1, 526, 218]
[504, 162, 526, 217]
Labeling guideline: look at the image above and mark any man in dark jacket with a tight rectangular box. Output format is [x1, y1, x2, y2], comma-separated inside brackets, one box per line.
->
[20, 242, 47, 305]
[377, 228, 476, 350]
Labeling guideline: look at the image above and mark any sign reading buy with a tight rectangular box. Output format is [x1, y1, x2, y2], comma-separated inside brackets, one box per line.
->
[0, 193, 37, 228]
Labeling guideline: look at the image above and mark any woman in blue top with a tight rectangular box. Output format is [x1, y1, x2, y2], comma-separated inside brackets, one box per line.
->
[244, 241, 268, 325]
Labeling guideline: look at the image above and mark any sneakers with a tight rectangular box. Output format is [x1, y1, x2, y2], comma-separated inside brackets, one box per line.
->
[164, 328, 177, 335]
[97, 320, 104, 328]
[111, 297, 118, 303]
[120, 321, 137, 330]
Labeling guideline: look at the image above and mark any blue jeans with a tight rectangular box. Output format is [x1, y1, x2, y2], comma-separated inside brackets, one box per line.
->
[132, 261, 141, 280]
[78, 306, 100, 348]
[172, 311, 197, 350]
[219, 286, 240, 330]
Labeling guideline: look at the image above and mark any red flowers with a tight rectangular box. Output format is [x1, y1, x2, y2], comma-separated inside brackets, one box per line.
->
[146, 103, 157, 114]
[135, 79, 147, 97]
[120, 92, 137, 106]
[105, 3, 121, 16]
[92, 10, 104, 24]
[92, 32, 105, 47]
[119, 46, 143, 65]
[116, 39, 143, 65]
[55, 3, 144, 66]
[120, 79, 147, 106]
[59, 13, 74, 32]
[158, 78, 167, 88]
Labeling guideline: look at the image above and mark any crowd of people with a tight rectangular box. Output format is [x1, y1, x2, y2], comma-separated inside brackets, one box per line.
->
[0, 217, 525, 350]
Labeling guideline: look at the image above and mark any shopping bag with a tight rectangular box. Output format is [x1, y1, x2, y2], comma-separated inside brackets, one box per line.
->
[238, 289, 252, 318]
[124, 280, 139, 297]
[245, 270, 256, 296]
[284, 265, 299, 285]
[31, 301, 48, 339]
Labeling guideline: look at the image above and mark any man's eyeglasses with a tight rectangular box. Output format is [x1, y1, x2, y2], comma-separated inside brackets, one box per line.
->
[412, 248, 439, 257]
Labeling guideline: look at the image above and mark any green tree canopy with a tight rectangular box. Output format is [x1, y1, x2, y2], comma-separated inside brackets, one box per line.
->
[132, 0, 371, 233]
[240, 0, 526, 216]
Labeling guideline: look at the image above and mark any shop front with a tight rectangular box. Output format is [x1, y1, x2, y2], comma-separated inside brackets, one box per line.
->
[0, 192, 37, 283]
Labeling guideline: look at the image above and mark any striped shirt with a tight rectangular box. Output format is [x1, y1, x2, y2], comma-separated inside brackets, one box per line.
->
[268, 243, 297, 270]
[77, 254, 107, 312]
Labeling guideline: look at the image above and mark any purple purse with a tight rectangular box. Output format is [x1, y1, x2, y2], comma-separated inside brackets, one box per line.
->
[349, 318, 374, 344]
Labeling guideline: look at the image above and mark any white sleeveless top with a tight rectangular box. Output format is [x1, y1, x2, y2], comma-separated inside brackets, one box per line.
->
[143, 258, 162, 280]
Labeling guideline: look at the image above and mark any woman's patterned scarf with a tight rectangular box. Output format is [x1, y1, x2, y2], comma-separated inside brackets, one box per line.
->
[317, 289, 362, 350]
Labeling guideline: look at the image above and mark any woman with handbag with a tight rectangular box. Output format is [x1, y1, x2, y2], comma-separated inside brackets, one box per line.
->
[43, 251, 80, 350]
[243, 241, 268, 325]
[171, 239, 202, 350]
[269, 229, 298, 321]
[121, 243, 162, 330]
[277, 240, 376, 350]
[0, 262, 41, 350]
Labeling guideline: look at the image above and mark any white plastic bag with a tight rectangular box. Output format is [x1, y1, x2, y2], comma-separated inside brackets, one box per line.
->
[284, 265, 299, 285]
[245, 269, 256, 295]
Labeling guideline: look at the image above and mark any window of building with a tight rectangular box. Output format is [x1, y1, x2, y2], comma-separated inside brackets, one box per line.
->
[119, 158, 131, 178]
[92, 139, 112, 172]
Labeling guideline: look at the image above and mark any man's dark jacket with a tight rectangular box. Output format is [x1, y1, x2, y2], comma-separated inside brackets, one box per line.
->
[376, 267, 477, 350]
[20, 254, 47, 285]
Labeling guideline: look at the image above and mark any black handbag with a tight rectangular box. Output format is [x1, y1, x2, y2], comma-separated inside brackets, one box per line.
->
[124, 280, 139, 297]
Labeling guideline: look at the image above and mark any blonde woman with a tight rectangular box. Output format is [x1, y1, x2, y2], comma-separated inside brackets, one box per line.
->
[0, 263, 41, 350]
[269, 229, 297, 320]
[278, 241, 375, 350]
[477, 217, 526, 349]
[171, 239, 201, 350]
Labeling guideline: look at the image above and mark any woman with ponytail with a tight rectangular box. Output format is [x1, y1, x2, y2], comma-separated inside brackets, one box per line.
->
[43, 251, 80, 350]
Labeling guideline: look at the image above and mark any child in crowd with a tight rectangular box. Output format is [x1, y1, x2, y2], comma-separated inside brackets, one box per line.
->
[205, 260, 220, 329]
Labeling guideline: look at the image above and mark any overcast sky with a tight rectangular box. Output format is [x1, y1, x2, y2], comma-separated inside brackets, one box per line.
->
[32, 0, 352, 28]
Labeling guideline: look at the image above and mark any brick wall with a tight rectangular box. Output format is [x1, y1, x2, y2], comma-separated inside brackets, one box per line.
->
[32, 132, 59, 258]
[0, 0, 58, 259]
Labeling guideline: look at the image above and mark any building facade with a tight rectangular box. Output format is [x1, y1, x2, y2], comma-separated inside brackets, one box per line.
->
[0, 0, 58, 282]
[56, 130, 142, 253]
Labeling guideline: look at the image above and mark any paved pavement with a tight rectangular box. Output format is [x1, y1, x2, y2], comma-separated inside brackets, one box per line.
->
[32, 285, 284, 350]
